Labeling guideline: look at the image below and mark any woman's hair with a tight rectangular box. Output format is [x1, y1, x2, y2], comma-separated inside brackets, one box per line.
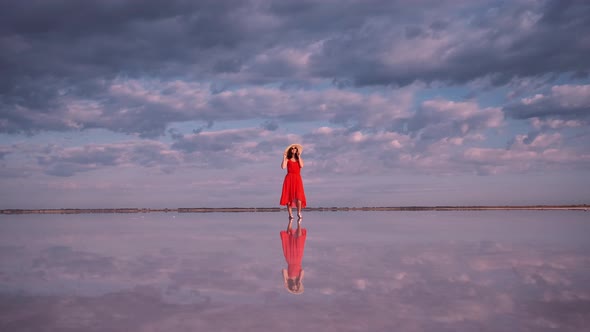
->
[287, 147, 299, 160]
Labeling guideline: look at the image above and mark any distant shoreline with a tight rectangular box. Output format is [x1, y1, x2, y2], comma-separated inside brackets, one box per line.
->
[1, 205, 588, 214]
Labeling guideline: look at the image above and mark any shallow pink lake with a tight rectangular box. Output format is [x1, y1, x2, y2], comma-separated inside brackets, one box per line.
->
[1, 211, 589, 331]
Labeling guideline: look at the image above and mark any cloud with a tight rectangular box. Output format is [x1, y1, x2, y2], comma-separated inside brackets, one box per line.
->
[261, 120, 279, 131]
[0, 0, 270, 135]
[530, 118, 584, 131]
[0, 128, 295, 178]
[1, 87, 584, 180]
[3, 213, 590, 331]
[1, 78, 415, 136]
[0, 146, 10, 159]
[0, 0, 262, 82]
[0, 165, 33, 178]
[33, 141, 182, 176]
[170, 127, 272, 168]
[301, 98, 503, 175]
[403, 99, 503, 141]
[3, 1, 588, 136]
[0, 0, 588, 207]
[463, 146, 590, 175]
[301, 127, 411, 175]
[0, 93, 512, 178]
[309, 1, 590, 86]
[505, 84, 590, 121]
[0, 79, 216, 137]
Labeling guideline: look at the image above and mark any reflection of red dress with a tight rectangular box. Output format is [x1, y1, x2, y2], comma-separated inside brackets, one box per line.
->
[280, 160, 307, 208]
[280, 229, 307, 278]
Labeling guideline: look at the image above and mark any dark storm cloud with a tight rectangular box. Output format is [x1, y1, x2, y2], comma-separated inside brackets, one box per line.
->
[309, 0, 590, 86]
[0, 0, 264, 134]
[504, 84, 590, 121]
[1, 0, 589, 137]
[0, 2, 247, 135]
[1, 78, 410, 136]
[0, 0, 253, 82]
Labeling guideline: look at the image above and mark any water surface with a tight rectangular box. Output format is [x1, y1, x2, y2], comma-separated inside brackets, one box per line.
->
[1, 211, 589, 331]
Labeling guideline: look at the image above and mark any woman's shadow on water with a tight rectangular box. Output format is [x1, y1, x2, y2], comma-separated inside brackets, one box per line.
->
[279, 218, 307, 295]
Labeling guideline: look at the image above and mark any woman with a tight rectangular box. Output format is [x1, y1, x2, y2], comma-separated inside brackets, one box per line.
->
[280, 144, 307, 220]
[280, 219, 306, 295]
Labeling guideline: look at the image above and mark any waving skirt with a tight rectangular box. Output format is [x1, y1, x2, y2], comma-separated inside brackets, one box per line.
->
[280, 173, 306, 208]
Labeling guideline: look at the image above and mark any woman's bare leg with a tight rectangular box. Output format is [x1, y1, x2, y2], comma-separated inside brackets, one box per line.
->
[287, 204, 293, 219]
[296, 217, 302, 237]
[296, 200, 302, 219]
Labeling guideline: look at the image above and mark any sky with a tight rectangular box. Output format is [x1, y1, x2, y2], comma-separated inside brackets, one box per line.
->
[1, 0, 589, 208]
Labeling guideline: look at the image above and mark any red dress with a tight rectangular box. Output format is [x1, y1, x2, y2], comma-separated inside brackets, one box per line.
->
[280, 229, 307, 278]
[280, 160, 307, 208]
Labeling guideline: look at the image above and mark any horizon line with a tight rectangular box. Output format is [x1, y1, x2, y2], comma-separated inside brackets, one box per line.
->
[1, 204, 589, 214]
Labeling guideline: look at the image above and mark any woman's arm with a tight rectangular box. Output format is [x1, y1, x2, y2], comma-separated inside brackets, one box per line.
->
[297, 154, 304, 168]
[282, 269, 289, 284]
[281, 153, 288, 169]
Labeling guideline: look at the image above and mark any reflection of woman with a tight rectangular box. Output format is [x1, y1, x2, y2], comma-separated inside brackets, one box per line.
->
[280, 144, 306, 220]
[280, 218, 306, 295]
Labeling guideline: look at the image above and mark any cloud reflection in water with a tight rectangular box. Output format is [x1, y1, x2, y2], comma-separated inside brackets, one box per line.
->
[0, 211, 589, 331]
